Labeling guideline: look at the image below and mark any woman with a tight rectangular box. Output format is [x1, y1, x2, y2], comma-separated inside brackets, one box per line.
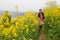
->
[38, 9, 45, 33]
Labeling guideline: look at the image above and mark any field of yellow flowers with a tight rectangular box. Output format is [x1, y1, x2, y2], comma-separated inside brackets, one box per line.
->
[0, 7, 60, 40]
[0, 11, 38, 40]
[43, 7, 60, 40]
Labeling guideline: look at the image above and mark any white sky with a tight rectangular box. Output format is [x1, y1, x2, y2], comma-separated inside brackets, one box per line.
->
[0, 0, 60, 12]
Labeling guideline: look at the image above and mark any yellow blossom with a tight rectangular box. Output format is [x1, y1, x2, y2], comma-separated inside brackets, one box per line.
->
[23, 37, 26, 40]
[30, 38, 32, 40]
[26, 28, 29, 33]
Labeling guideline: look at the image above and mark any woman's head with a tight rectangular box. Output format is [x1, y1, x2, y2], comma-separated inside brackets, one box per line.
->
[39, 9, 42, 13]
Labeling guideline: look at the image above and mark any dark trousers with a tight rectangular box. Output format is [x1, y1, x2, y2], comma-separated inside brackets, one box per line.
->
[38, 25, 43, 33]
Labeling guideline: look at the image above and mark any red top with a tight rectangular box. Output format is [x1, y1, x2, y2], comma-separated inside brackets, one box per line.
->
[40, 13, 43, 21]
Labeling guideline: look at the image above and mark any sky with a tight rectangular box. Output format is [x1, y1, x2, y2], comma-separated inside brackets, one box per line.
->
[0, 0, 60, 12]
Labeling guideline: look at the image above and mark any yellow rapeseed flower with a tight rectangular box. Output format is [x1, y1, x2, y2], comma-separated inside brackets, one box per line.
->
[2, 28, 11, 36]
[30, 38, 32, 40]
[34, 19, 38, 25]
[23, 37, 26, 40]
[26, 28, 29, 33]
[13, 32, 17, 37]
[25, 25, 28, 28]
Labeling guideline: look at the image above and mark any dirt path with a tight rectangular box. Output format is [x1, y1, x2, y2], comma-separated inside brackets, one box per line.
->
[39, 31, 44, 40]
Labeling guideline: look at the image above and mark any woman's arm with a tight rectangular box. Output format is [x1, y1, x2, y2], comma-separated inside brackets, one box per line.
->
[38, 13, 40, 18]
